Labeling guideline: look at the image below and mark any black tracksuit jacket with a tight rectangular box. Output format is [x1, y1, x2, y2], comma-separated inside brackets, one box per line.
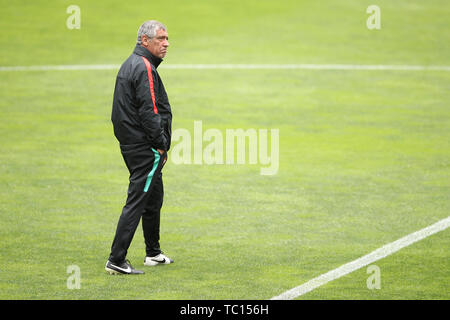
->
[111, 45, 172, 152]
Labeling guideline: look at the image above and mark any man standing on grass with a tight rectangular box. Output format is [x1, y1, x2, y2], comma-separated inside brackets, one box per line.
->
[105, 20, 173, 275]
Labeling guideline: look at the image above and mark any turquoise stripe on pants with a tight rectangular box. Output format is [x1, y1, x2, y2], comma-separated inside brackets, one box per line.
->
[144, 148, 161, 192]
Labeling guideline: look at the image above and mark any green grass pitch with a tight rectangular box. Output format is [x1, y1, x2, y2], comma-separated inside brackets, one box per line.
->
[0, 0, 449, 299]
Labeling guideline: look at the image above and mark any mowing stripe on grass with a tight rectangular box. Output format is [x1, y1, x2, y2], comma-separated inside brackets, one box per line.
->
[270, 216, 450, 300]
[1, 64, 450, 71]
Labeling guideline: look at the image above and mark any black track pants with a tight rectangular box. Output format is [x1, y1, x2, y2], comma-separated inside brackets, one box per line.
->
[109, 144, 167, 264]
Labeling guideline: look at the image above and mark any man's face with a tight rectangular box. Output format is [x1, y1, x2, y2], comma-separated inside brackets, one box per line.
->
[142, 29, 169, 59]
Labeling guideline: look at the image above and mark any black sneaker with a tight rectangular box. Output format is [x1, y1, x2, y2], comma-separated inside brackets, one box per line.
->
[105, 259, 145, 275]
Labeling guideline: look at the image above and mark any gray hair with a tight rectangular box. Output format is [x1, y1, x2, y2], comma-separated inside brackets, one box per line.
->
[136, 20, 166, 45]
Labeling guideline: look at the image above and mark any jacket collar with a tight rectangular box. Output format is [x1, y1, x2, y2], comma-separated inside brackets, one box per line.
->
[133, 45, 163, 68]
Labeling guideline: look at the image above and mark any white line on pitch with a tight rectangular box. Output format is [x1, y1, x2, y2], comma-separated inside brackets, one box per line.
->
[0, 64, 120, 71]
[1, 64, 450, 71]
[270, 216, 450, 300]
[163, 64, 450, 71]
